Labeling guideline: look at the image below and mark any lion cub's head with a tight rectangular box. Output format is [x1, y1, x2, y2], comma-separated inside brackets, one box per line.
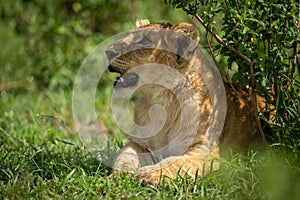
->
[106, 20, 200, 90]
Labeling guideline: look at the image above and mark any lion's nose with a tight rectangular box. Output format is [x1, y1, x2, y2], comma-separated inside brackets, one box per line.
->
[105, 50, 118, 60]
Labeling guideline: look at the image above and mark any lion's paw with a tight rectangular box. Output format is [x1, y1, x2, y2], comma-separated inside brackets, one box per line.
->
[135, 165, 164, 186]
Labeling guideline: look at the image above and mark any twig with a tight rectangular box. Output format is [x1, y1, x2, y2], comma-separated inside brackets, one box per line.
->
[205, 24, 253, 112]
[184, 7, 267, 143]
[293, 41, 300, 81]
[235, 0, 241, 15]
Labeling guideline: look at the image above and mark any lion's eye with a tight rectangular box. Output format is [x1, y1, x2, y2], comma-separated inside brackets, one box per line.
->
[137, 36, 152, 47]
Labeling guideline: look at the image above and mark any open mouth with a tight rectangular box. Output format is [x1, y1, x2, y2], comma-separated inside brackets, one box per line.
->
[108, 65, 139, 88]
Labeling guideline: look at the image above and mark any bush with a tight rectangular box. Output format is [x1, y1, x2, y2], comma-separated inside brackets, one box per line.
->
[166, 0, 300, 146]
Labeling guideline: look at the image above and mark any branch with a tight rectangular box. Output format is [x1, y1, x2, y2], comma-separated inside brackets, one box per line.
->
[235, 0, 241, 15]
[205, 32, 253, 112]
[185, 8, 267, 143]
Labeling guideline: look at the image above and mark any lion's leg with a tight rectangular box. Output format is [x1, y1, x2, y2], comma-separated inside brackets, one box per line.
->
[135, 145, 220, 185]
[112, 142, 154, 173]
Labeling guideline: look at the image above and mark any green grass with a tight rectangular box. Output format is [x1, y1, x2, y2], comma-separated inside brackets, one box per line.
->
[1, 90, 300, 199]
[1, 0, 299, 199]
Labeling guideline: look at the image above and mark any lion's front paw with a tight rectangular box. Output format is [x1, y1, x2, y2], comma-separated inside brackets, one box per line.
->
[135, 165, 166, 186]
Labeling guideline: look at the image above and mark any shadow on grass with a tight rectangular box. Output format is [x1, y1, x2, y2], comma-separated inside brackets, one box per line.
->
[0, 133, 112, 183]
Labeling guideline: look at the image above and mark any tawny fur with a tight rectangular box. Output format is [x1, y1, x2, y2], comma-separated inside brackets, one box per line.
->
[107, 22, 264, 185]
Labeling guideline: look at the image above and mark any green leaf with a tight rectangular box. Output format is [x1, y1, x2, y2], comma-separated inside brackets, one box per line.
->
[232, 72, 241, 83]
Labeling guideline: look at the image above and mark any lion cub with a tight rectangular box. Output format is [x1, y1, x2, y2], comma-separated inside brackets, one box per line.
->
[106, 20, 263, 185]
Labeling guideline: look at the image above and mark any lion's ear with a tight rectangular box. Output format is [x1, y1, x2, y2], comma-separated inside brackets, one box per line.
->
[136, 19, 150, 28]
[171, 23, 200, 62]
[171, 22, 200, 43]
